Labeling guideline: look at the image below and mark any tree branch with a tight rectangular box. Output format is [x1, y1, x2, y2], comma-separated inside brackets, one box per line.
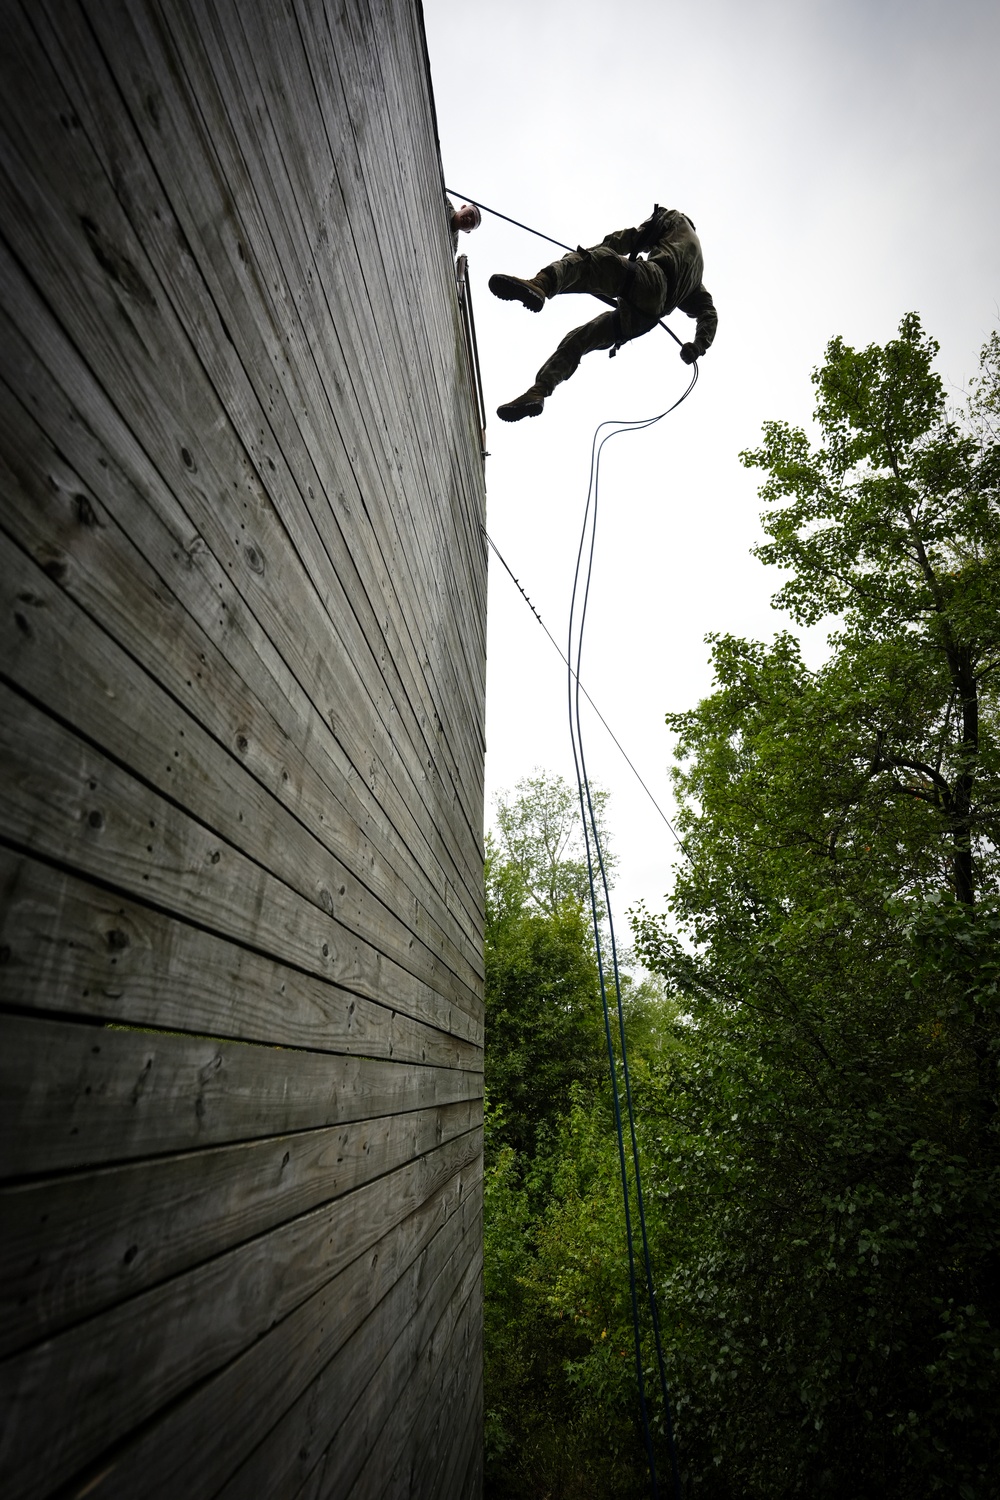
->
[873, 754, 952, 795]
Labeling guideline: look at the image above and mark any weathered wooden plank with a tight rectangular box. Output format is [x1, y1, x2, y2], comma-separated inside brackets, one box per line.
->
[0, 850, 482, 1057]
[39, 0, 488, 905]
[326, 1236, 482, 1500]
[0, 1131, 481, 1499]
[459, 1427, 486, 1500]
[337, 1244, 483, 1500]
[314, 0, 486, 535]
[0, 5, 486, 1496]
[126, 0, 487, 840]
[0, 1012, 481, 1175]
[253, 0, 488, 791]
[424, 1318, 486, 1500]
[316, 0, 488, 570]
[0, 1096, 480, 1357]
[303, 0, 483, 512]
[0, 404, 483, 991]
[65, 1173, 482, 1500]
[0, 39, 485, 934]
[213, 1192, 482, 1500]
[390, 1300, 484, 1500]
[296, 1218, 483, 1500]
[0, 679, 481, 1038]
[0, 306, 481, 963]
[220, 0, 488, 724]
[0, 521, 482, 1012]
[220, 0, 488, 712]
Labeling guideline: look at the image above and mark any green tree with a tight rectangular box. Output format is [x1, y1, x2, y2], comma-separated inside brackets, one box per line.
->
[485, 773, 614, 1161]
[485, 838, 606, 1160]
[494, 769, 615, 916]
[483, 1086, 655, 1500]
[632, 318, 1000, 1498]
[483, 773, 691, 1497]
[744, 313, 1000, 903]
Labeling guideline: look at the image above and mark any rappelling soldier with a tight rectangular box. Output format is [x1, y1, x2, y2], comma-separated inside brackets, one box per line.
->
[489, 205, 717, 421]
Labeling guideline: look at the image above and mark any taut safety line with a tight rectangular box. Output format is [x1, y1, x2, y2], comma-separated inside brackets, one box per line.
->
[445, 189, 685, 346]
[482, 526, 689, 858]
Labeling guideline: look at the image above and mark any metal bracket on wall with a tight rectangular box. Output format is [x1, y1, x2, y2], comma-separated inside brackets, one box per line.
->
[455, 253, 488, 462]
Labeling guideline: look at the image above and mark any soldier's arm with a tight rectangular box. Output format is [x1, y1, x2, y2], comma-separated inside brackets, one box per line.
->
[679, 285, 718, 356]
[600, 224, 640, 256]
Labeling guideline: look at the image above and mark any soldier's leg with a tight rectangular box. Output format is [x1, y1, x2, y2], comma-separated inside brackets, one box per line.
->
[535, 309, 621, 395]
[496, 311, 620, 421]
[490, 245, 636, 313]
[542, 245, 635, 301]
[495, 286, 662, 422]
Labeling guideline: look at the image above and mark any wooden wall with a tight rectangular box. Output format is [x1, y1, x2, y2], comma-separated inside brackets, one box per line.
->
[0, 2, 485, 1495]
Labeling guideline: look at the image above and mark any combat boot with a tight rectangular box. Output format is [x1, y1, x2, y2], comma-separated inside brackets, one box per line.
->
[497, 384, 546, 422]
[488, 272, 551, 313]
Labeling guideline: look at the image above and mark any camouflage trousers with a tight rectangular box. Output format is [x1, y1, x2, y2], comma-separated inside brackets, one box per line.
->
[533, 246, 669, 396]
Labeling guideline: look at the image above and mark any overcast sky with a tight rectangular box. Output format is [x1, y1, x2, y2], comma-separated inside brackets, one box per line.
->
[423, 0, 1000, 927]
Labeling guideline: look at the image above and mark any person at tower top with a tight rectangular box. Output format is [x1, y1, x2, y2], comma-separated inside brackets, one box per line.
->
[489, 205, 717, 422]
[447, 198, 482, 256]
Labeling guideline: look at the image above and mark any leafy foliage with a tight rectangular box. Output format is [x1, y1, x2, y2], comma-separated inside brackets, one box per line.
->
[485, 838, 606, 1160]
[631, 317, 1000, 1497]
[742, 314, 1000, 903]
[483, 322, 1000, 1500]
[484, 1091, 654, 1499]
[493, 770, 615, 916]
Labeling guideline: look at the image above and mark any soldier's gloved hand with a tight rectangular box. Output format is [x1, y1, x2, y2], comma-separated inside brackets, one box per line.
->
[680, 343, 700, 365]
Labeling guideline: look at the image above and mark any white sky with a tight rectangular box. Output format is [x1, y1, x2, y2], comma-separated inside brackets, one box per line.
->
[423, 0, 1000, 924]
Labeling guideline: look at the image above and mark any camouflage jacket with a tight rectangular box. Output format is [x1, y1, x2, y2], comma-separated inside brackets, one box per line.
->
[601, 209, 718, 355]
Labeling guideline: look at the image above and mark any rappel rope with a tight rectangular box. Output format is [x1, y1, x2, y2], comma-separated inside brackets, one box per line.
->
[569, 376, 695, 1500]
[463, 187, 699, 1498]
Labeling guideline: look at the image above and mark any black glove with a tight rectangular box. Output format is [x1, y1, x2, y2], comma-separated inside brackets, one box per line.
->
[680, 342, 700, 365]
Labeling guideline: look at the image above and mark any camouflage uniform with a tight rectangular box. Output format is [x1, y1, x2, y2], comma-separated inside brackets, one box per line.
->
[532, 209, 717, 396]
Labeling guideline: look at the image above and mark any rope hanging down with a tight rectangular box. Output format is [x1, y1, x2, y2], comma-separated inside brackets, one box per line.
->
[462, 185, 699, 1493]
[568, 364, 698, 1500]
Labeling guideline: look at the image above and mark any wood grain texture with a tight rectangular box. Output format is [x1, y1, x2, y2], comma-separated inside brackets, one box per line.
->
[0, 1012, 481, 1175]
[0, 0, 485, 928]
[0, 1097, 481, 1356]
[0, 850, 481, 1057]
[215, 1190, 483, 1500]
[0, 679, 480, 1038]
[0, 522, 482, 1013]
[339, 1232, 483, 1500]
[379, 1227, 484, 1500]
[0, 1134, 482, 1498]
[0, 0, 485, 1492]
[0, 308, 482, 963]
[67, 1175, 483, 1500]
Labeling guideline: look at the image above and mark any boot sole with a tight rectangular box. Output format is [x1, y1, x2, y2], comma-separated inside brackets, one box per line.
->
[489, 274, 544, 313]
[497, 399, 544, 422]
